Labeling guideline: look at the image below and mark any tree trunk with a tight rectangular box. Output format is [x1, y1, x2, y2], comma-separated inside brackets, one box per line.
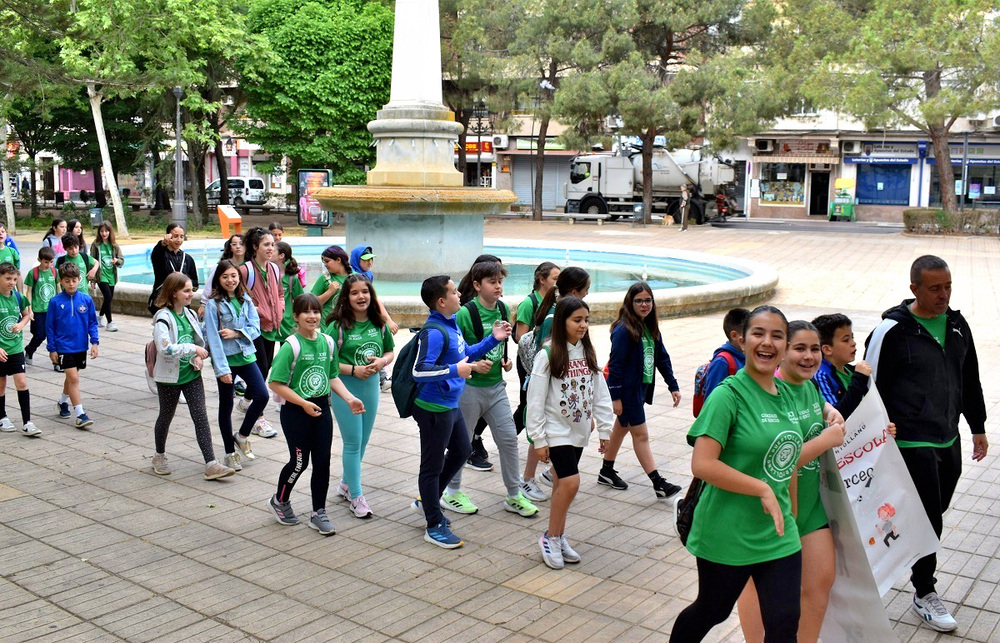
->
[929, 127, 956, 213]
[186, 139, 205, 228]
[92, 165, 107, 208]
[641, 129, 655, 225]
[0, 120, 16, 233]
[29, 158, 38, 218]
[86, 83, 129, 237]
[532, 114, 549, 221]
[209, 107, 230, 205]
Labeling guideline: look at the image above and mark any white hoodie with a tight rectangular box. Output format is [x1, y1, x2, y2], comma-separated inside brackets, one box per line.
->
[526, 340, 614, 448]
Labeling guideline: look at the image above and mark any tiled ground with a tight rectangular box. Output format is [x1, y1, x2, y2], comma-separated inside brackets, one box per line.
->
[0, 220, 997, 642]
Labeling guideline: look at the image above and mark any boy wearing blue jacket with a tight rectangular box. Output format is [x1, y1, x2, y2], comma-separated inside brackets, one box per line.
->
[46, 263, 99, 428]
[410, 275, 511, 549]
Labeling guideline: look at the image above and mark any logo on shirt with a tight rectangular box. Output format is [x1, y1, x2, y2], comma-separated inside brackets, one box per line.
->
[299, 365, 328, 397]
[762, 430, 802, 482]
[38, 283, 56, 302]
[643, 343, 654, 372]
[354, 341, 382, 366]
[0, 314, 17, 340]
[800, 422, 825, 472]
[77, 304, 88, 314]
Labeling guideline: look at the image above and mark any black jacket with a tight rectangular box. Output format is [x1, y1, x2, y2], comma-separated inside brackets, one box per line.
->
[864, 299, 986, 443]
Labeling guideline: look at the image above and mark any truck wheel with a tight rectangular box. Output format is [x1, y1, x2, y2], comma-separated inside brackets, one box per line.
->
[581, 199, 607, 215]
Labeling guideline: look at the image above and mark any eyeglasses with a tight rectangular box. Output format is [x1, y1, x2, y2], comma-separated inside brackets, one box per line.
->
[634, 298, 653, 305]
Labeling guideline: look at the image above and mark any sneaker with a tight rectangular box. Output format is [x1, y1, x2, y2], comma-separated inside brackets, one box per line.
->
[234, 435, 255, 460]
[58, 402, 71, 418]
[0, 416, 15, 432]
[440, 489, 478, 514]
[350, 495, 373, 519]
[504, 491, 539, 517]
[23, 355, 32, 366]
[425, 521, 463, 549]
[237, 397, 251, 413]
[75, 413, 94, 429]
[465, 452, 493, 471]
[597, 468, 629, 490]
[99, 318, 106, 328]
[308, 509, 336, 535]
[152, 453, 171, 475]
[204, 461, 236, 480]
[252, 418, 278, 438]
[106, 322, 118, 332]
[911, 592, 958, 632]
[539, 533, 564, 569]
[539, 468, 554, 487]
[223, 453, 243, 472]
[520, 476, 550, 502]
[379, 375, 392, 393]
[411, 498, 451, 528]
[268, 495, 298, 525]
[53, 363, 63, 373]
[560, 535, 581, 564]
[234, 380, 247, 397]
[653, 477, 682, 499]
[337, 480, 350, 502]
[145, 371, 158, 395]
[21, 422, 42, 437]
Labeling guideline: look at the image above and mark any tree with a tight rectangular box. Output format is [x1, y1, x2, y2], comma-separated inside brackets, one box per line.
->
[240, 0, 393, 185]
[786, 0, 1000, 213]
[7, 97, 61, 217]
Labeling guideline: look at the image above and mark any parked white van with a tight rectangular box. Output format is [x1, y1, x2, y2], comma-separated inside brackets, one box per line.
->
[207, 177, 267, 206]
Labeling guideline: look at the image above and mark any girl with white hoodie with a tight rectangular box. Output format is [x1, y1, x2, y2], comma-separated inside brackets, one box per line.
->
[526, 296, 614, 569]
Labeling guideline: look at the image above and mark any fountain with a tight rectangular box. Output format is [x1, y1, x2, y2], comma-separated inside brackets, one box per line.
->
[311, 0, 516, 281]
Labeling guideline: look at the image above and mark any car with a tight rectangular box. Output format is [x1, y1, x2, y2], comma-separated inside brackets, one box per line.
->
[207, 177, 267, 206]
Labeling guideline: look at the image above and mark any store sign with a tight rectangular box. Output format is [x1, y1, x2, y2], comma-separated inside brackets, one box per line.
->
[861, 143, 917, 157]
[927, 144, 1000, 165]
[845, 157, 917, 164]
[515, 138, 567, 151]
[458, 141, 494, 154]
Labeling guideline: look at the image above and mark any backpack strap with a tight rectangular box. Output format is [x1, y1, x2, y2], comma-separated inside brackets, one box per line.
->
[32, 266, 39, 281]
[498, 301, 509, 362]
[244, 263, 255, 290]
[463, 301, 485, 342]
[719, 350, 738, 375]
[284, 335, 301, 386]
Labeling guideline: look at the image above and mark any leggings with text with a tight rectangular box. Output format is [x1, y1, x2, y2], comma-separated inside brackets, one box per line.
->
[216, 361, 268, 453]
[154, 378, 216, 463]
[97, 282, 115, 323]
[331, 374, 380, 499]
[670, 551, 802, 643]
[275, 396, 332, 512]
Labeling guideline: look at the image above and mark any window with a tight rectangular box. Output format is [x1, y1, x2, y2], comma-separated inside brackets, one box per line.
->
[759, 163, 806, 204]
[570, 161, 591, 184]
[930, 164, 1000, 205]
[856, 164, 911, 205]
[248, 179, 264, 190]
[227, 179, 243, 189]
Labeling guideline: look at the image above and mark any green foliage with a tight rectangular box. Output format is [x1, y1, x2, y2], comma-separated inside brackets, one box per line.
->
[239, 0, 393, 185]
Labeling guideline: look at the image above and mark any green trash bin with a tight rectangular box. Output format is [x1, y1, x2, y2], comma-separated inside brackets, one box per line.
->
[828, 191, 855, 222]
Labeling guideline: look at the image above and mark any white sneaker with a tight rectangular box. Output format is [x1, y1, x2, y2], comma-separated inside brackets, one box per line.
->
[560, 535, 581, 564]
[237, 397, 251, 414]
[252, 417, 278, 438]
[106, 322, 118, 332]
[520, 476, 550, 502]
[539, 533, 564, 569]
[0, 416, 15, 432]
[223, 452, 242, 471]
[21, 422, 41, 437]
[911, 592, 958, 632]
[99, 318, 106, 328]
[538, 468, 554, 487]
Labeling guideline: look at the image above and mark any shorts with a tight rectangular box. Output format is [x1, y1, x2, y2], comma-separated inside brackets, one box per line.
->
[58, 352, 88, 371]
[548, 445, 584, 478]
[0, 352, 26, 376]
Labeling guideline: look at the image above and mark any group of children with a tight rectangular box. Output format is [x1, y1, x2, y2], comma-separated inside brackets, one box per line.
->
[0, 219, 105, 439]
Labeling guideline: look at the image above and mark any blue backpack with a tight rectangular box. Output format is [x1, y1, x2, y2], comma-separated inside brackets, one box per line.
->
[391, 322, 449, 418]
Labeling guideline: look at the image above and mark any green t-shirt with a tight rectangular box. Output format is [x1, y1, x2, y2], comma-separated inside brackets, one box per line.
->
[0, 290, 28, 354]
[456, 299, 505, 387]
[910, 310, 947, 348]
[226, 297, 256, 368]
[516, 291, 541, 328]
[0, 246, 20, 269]
[330, 319, 395, 368]
[170, 309, 199, 385]
[311, 273, 347, 323]
[25, 267, 58, 313]
[268, 332, 339, 399]
[834, 366, 852, 391]
[59, 253, 95, 278]
[685, 369, 803, 565]
[783, 379, 828, 536]
[96, 242, 117, 285]
[641, 328, 654, 384]
[536, 304, 556, 347]
[278, 272, 305, 342]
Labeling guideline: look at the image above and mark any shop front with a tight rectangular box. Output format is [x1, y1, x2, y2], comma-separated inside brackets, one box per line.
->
[748, 139, 840, 218]
[928, 143, 1000, 208]
[454, 138, 495, 187]
[840, 142, 920, 220]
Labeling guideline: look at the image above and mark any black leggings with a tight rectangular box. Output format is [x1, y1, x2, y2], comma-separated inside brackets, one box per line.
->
[97, 282, 114, 322]
[513, 356, 529, 434]
[216, 362, 268, 453]
[275, 397, 332, 512]
[253, 336, 275, 383]
[671, 552, 802, 643]
[154, 378, 216, 463]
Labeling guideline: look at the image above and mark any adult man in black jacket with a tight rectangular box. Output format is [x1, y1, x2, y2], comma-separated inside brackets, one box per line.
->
[864, 255, 988, 633]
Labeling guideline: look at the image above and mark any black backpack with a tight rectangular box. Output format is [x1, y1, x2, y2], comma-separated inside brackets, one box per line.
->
[462, 300, 508, 363]
[391, 322, 450, 418]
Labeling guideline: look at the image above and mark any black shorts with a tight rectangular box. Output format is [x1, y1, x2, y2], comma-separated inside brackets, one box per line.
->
[58, 352, 88, 371]
[0, 352, 26, 377]
[548, 445, 584, 478]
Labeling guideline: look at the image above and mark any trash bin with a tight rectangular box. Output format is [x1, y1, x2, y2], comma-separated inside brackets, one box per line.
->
[89, 207, 104, 226]
[828, 190, 855, 222]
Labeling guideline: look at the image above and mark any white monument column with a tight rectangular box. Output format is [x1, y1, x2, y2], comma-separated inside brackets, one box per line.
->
[367, 0, 464, 187]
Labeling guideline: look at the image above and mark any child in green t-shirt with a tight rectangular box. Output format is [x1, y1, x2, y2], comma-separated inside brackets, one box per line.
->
[23, 247, 59, 364]
[267, 293, 363, 536]
[88, 222, 123, 332]
[55, 234, 98, 283]
[0, 261, 38, 436]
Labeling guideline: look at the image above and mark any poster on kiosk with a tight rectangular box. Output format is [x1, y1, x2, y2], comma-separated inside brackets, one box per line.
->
[297, 169, 332, 227]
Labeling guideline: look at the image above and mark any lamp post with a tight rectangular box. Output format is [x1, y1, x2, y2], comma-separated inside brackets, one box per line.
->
[173, 86, 187, 227]
[467, 99, 492, 187]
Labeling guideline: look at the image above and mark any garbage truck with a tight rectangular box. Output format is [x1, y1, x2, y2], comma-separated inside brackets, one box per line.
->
[563, 146, 736, 223]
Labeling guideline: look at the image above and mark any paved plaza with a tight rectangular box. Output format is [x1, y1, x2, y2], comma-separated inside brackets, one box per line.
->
[0, 220, 998, 642]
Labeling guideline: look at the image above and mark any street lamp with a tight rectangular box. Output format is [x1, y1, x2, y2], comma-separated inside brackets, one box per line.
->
[173, 86, 187, 227]
[467, 99, 493, 187]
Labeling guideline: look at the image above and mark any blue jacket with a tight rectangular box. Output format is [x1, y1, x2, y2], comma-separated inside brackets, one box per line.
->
[414, 310, 499, 409]
[701, 342, 746, 399]
[46, 291, 99, 353]
[349, 245, 374, 282]
[203, 294, 261, 377]
[606, 323, 679, 407]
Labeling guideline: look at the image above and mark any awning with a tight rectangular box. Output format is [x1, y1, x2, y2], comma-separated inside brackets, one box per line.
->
[497, 149, 579, 156]
[752, 156, 840, 164]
